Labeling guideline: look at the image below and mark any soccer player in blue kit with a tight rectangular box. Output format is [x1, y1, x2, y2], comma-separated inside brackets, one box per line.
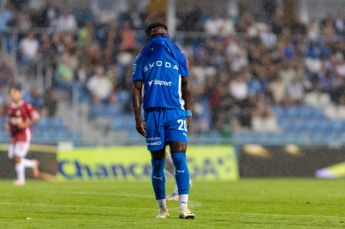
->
[132, 22, 195, 219]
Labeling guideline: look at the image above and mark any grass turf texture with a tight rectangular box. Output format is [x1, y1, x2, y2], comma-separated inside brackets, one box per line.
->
[0, 179, 345, 228]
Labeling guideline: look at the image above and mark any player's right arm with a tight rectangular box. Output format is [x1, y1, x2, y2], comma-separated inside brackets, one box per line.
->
[3, 119, 9, 131]
[4, 104, 10, 131]
[132, 81, 146, 137]
[132, 54, 146, 137]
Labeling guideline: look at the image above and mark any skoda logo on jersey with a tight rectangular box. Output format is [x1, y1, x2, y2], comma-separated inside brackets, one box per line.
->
[143, 60, 179, 73]
[148, 79, 172, 87]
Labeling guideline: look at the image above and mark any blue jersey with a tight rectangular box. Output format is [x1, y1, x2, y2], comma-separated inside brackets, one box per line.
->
[132, 35, 188, 110]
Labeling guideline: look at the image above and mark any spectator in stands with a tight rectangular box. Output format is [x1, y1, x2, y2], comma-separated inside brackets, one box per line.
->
[279, 61, 295, 90]
[39, 33, 57, 78]
[221, 15, 235, 36]
[25, 85, 44, 113]
[253, 95, 273, 118]
[60, 49, 79, 73]
[177, 5, 203, 31]
[286, 75, 305, 105]
[15, 6, 31, 32]
[44, 87, 58, 117]
[0, 4, 13, 32]
[229, 74, 249, 101]
[229, 74, 253, 128]
[55, 9, 77, 32]
[204, 15, 224, 37]
[87, 66, 113, 104]
[333, 12, 344, 36]
[19, 31, 39, 65]
[335, 54, 345, 78]
[45, 3, 58, 28]
[55, 53, 75, 89]
[119, 22, 136, 51]
[322, 16, 336, 40]
[260, 25, 277, 49]
[0, 56, 15, 88]
[77, 22, 94, 48]
[0, 85, 7, 115]
[83, 43, 102, 68]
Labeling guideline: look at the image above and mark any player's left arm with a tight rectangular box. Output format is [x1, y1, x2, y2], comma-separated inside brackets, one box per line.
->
[179, 51, 192, 129]
[182, 77, 192, 129]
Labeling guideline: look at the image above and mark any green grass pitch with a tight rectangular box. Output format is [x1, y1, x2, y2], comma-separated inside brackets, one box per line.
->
[0, 179, 345, 228]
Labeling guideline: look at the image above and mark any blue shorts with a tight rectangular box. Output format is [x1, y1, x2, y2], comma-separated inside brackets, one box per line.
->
[144, 108, 188, 151]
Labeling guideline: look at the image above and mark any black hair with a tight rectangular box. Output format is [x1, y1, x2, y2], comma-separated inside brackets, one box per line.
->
[9, 82, 23, 91]
[145, 22, 168, 37]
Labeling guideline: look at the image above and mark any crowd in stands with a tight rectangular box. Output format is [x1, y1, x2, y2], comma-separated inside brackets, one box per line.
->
[0, 1, 344, 136]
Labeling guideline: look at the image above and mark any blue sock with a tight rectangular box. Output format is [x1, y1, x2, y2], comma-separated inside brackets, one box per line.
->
[151, 159, 166, 200]
[171, 152, 189, 195]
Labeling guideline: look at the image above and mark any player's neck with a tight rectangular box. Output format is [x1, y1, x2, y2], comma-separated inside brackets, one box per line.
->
[12, 99, 23, 105]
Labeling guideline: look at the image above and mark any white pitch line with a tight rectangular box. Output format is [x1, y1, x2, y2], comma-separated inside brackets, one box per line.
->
[51, 191, 203, 207]
[195, 210, 345, 220]
[0, 201, 156, 212]
[57, 191, 153, 199]
[0, 201, 343, 220]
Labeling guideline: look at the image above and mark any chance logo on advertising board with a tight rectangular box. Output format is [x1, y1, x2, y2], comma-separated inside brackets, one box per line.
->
[58, 146, 238, 181]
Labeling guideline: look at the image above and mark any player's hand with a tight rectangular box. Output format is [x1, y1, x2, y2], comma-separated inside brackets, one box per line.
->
[17, 121, 28, 129]
[3, 123, 9, 131]
[186, 116, 192, 130]
[136, 118, 147, 137]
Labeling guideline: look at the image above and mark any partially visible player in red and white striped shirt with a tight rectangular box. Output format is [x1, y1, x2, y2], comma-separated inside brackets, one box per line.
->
[4, 83, 40, 186]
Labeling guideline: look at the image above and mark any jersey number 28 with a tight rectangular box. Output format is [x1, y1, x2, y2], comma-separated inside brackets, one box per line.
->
[177, 119, 187, 131]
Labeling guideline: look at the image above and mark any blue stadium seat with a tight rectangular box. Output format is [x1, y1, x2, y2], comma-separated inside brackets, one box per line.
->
[90, 105, 122, 118]
[0, 116, 82, 144]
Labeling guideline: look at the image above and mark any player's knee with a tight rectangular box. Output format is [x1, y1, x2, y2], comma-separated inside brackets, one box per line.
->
[151, 150, 165, 160]
[169, 142, 187, 152]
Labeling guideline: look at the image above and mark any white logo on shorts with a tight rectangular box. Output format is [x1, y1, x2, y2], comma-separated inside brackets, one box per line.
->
[147, 141, 162, 146]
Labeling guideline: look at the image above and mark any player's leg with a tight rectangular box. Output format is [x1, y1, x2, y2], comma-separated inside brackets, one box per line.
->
[169, 143, 190, 202]
[20, 142, 40, 178]
[145, 110, 169, 218]
[166, 151, 193, 201]
[12, 142, 39, 185]
[22, 159, 40, 177]
[8, 143, 25, 185]
[13, 156, 25, 186]
[164, 152, 175, 178]
[165, 109, 194, 219]
[169, 142, 195, 219]
[151, 149, 169, 218]
[165, 152, 179, 201]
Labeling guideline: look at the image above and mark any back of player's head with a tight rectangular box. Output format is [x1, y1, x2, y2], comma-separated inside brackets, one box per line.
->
[145, 22, 168, 38]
